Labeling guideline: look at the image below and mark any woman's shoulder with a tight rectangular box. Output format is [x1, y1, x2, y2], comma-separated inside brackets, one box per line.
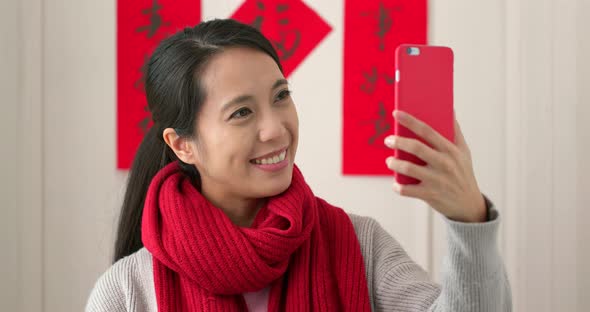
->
[347, 213, 379, 231]
[348, 213, 418, 267]
[85, 248, 156, 312]
[347, 213, 393, 246]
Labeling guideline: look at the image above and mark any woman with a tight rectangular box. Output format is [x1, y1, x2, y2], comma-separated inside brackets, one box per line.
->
[86, 19, 511, 311]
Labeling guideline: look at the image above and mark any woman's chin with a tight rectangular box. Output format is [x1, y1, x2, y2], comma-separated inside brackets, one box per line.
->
[255, 171, 293, 198]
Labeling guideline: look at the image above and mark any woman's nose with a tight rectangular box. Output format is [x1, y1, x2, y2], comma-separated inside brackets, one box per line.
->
[258, 114, 287, 142]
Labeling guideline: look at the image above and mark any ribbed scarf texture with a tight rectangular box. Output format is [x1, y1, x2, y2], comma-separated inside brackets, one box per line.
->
[141, 161, 371, 311]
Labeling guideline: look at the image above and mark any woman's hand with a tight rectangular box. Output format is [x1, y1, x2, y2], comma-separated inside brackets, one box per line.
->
[384, 110, 487, 223]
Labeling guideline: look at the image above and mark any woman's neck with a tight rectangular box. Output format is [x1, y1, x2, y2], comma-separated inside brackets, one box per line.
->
[223, 199, 264, 227]
[200, 183, 265, 227]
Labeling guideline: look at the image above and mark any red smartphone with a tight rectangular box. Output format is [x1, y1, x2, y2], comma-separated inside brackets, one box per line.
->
[393, 44, 455, 185]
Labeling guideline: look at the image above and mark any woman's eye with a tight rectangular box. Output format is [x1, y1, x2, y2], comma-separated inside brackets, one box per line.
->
[276, 89, 291, 102]
[230, 107, 252, 119]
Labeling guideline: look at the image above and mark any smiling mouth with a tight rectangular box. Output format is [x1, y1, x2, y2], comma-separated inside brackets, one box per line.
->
[250, 148, 288, 165]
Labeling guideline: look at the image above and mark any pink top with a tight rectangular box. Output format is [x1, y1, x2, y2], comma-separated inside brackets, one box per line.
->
[242, 287, 270, 312]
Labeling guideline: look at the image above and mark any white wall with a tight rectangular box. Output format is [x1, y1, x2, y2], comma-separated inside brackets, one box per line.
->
[16, 0, 44, 311]
[500, 0, 589, 310]
[1, 0, 588, 311]
[577, 0, 590, 305]
[42, 0, 125, 310]
[1, 0, 20, 310]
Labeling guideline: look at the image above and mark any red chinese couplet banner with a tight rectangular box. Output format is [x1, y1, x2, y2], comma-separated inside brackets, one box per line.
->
[231, 0, 332, 77]
[117, 0, 201, 169]
[342, 0, 427, 175]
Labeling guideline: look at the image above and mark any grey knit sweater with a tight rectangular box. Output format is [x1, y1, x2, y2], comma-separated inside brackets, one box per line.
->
[86, 205, 511, 311]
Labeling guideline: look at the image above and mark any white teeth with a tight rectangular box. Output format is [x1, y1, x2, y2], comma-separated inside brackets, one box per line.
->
[254, 150, 287, 165]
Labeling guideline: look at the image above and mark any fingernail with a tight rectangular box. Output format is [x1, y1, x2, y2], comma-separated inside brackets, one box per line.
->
[384, 136, 396, 147]
[385, 156, 394, 167]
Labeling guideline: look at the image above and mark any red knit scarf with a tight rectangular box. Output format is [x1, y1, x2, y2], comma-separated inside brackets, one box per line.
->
[142, 161, 371, 311]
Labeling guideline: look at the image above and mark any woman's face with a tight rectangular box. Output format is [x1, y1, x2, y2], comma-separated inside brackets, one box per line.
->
[192, 47, 299, 201]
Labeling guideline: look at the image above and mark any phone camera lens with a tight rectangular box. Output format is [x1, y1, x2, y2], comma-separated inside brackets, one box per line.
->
[406, 47, 421, 56]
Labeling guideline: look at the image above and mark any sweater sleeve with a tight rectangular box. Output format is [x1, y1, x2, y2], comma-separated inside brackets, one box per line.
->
[85, 258, 131, 312]
[352, 196, 512, 312]
[85, 249, 156, 312]
[431, 197, 512, 312]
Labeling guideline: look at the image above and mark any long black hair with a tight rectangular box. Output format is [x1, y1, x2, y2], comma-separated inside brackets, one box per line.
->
[113, 19, 283, 263]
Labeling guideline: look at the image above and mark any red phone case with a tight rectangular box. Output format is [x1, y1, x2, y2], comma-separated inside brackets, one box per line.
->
[394, 44, 455, 184]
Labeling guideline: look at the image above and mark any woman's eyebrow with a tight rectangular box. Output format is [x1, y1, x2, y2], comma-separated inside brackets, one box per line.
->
[222, 95, 254, 113]
[221, 79, 289, 112]
[272, 78, 289, 90]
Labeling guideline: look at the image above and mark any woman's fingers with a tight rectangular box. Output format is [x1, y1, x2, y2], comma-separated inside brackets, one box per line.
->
[384, 135, 446, 168]
[385, 156, 432, 181]
[393, 110, 455, 153]
[392, 181, 426, 199]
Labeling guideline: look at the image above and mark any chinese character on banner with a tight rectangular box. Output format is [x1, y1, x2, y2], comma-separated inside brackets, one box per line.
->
[231, 0, 332, 77]
[342, 0, 426, 175]
[117, 0, 201, 169]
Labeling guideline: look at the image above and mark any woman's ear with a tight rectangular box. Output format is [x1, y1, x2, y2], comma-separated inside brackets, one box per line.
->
[162, 128, 198, 164]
